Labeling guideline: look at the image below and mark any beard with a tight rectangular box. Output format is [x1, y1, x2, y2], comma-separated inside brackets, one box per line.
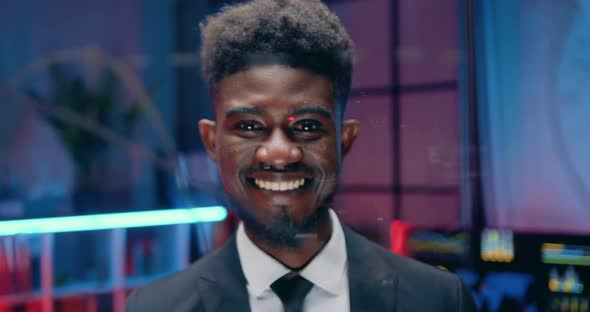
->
[224, 188, 332, 249]
[235, 202, 331, 249]
[217, 163, 337, 249]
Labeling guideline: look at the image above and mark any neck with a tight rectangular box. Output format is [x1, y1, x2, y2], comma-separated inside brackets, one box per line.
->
[244, 213, 333, 269]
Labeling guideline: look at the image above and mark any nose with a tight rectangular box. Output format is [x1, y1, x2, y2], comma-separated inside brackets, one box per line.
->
[256, 129, 303, 167]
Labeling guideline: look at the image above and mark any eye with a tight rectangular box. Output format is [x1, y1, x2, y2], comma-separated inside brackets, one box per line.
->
[235, 120, 263, 131]
[291, 119, 326, 140]
[292, 119, 324, 132]
[232, 120, 265, 137]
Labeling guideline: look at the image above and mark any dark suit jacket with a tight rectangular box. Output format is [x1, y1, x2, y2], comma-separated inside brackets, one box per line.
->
[126, 225, 476, 311]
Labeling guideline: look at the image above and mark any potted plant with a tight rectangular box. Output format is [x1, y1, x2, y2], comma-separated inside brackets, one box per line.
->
[25, 62, 154, 213]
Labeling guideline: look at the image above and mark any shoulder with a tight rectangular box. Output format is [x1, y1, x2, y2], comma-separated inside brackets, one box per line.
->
[345, 228, 475, 311]
[356, 232, 460, 284]
[125, 247, 225, 312]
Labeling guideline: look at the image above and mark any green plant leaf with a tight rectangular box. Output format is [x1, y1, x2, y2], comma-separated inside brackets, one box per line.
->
[96, 68, 117, 118]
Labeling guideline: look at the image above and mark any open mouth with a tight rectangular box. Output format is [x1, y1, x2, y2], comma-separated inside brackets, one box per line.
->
[246, 177, 312, 192]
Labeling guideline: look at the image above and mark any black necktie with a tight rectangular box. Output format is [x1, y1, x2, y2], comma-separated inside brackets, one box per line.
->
[270, 274, 314, 312]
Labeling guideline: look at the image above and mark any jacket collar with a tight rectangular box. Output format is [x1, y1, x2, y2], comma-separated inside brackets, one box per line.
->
[196, 235, 250, 312]
[196, 225, 398, 312]
[343, 226, 398, 312]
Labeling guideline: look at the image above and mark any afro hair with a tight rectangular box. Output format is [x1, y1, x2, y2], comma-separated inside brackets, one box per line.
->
[200, 0, 355, 109]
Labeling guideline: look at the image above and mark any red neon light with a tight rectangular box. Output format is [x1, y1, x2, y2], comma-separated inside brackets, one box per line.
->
[390, 220, 414, 256]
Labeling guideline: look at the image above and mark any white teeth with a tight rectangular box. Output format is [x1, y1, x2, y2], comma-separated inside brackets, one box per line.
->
[253, 178, 307, 191]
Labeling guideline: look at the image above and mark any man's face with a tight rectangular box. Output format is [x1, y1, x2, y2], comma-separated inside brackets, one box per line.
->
[199, 65, 359, 246]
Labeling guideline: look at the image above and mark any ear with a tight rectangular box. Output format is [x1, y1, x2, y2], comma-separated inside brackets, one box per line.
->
[198, 119, 218, 162]
[341, 119, 360, 157]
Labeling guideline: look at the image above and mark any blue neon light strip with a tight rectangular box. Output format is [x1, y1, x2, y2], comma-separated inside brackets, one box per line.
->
[0, 206, 227, 236]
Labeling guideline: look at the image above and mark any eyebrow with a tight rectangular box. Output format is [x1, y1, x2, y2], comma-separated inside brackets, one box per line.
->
[225, 106, 262, 119]
[289, 105, 334, 121]
[224, 104, 334, 120]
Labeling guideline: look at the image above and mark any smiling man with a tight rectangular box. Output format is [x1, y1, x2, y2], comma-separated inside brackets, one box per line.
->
[126, 1, 476, 311]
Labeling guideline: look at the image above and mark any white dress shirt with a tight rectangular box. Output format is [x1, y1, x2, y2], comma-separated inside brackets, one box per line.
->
[236, 209, 350, 312]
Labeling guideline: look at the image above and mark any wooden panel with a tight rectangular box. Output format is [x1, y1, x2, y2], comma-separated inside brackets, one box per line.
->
[342, 95, 393, 187]
[329, 0, 392, 88]
[401, 193, 459, 228]
[398, 0, 459, 84]
[400, 91, 460, 186]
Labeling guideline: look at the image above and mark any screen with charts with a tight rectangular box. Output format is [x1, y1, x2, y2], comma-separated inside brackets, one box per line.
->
[392, 224, 590, 311]
[475, 232, 590, 311]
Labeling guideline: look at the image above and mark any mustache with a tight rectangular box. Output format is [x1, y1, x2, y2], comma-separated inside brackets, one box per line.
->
[245, 162, 314, 174]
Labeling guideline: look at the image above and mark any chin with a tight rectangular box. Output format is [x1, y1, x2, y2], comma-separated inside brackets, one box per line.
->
[238, 203, 330, 248]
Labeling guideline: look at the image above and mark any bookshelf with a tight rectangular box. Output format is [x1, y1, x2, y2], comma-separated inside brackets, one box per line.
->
[0, 206, 226, 312]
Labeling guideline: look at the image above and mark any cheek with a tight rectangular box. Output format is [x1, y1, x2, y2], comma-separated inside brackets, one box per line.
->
[216, 139, 255, 186]
[305, 140, 340, 183]
[217, 137, 255, 163]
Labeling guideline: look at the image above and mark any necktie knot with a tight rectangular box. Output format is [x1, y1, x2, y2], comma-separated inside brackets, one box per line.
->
[270, 274, 313, 312]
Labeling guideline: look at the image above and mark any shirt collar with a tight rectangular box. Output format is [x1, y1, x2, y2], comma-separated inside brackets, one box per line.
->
[236, 222, 290, 297]
[236, 209, 348, 297]
[299, 209, 347, 295]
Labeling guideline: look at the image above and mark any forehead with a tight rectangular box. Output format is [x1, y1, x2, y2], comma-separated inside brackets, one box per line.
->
[213, 65, 335, 116]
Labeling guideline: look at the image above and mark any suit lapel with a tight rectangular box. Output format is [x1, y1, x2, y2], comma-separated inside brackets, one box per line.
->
[194, 226, 398, 312]
[196, 235, 251, 312]
[344, 226, 398, 312]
